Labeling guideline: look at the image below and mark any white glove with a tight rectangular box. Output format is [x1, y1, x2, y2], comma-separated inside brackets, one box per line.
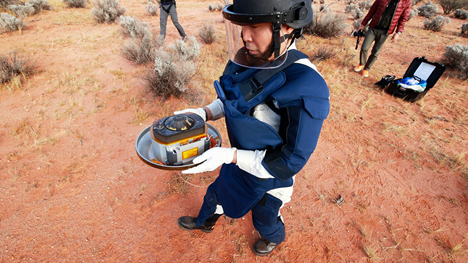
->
[173, 108, 206, 121]
[182, 147, 236, 174]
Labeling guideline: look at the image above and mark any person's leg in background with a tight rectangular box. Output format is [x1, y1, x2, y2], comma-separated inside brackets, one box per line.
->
[364, 29, 389, 71]
[355, 28, 377, 73]
[159, 7, 169, 40]
[168, 6, 187, 39]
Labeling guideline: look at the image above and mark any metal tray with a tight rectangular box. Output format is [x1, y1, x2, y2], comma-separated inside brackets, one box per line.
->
[135, 123, 222, 170]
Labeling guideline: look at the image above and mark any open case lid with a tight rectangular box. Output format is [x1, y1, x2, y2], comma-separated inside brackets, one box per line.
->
[403, 57, 446, 90]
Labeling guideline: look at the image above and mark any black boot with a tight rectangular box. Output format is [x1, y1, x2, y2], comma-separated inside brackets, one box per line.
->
[177, 216, 215, 233]
[253, 238, 279, 256]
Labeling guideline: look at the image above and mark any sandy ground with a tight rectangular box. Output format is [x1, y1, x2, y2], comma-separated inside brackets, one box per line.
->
[1, 0, 468, 262]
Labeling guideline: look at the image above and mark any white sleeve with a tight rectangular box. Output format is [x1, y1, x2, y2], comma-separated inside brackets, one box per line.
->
[236, 149, 275, 179]
[205, 99, 225, 120]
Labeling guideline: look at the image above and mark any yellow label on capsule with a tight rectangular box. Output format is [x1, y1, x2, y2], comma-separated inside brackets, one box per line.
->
[182, 147, 198, 160]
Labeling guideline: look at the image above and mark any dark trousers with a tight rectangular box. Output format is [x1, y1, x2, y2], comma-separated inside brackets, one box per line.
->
[360, 28, 389, 70]
[159, 5, 186, 39]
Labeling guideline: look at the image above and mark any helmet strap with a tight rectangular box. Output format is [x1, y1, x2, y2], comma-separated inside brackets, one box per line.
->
[272, 23, 282, 57]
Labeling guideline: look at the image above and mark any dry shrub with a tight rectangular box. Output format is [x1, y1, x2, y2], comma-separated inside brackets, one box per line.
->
[311, 45, 337, 61]
[424, 15, 450, 31]
[29, 0, 53, 12]
[119, 15, 149, 39]
[63, 0, 87, 8]
[303, 12, 348, 38]
[0, 51, 37, 85]
[143, 37, 200, 99]
[437, 0, 467, 15]
[462, 23, 468, 37]
[418, 1, 439, 18]
[169, 36, 201, 60]
[344, 3, 359, 13]
[9, 3, 35, 17]
[442, 44, 468, 79]
[0, 12, 24, 33]
[358, 0, 372, 10]
[91, 0, 126, 24]
[122, 35, 158, 64]
[1, 0, 20, 9]
[198, 22, 216, 44]
[454, 9, 468, 19]
[350, 8, 364, 19]
[145, 1, 158, 16]
[408, 8, 418, 20]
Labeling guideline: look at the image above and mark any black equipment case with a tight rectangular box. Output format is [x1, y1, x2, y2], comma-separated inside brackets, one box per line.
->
[383, 57, 446, 102]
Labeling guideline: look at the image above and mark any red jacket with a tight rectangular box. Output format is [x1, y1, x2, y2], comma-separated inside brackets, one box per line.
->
[362, 0, 412, 34]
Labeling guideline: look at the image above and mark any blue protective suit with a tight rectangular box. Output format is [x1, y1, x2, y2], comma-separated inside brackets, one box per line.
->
[196, 49, 330, 243]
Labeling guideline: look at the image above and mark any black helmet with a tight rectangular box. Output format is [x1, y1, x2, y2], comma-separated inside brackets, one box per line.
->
[223, 0, 313, 30]
[222, 0, 313, 65]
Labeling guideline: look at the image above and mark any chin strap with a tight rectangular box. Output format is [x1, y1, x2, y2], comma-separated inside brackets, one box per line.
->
[272, 23, 282, 57]
[272, 26, 303, 58]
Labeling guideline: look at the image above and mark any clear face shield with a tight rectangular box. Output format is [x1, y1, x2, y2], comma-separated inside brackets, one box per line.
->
[224, 19, 289, 69]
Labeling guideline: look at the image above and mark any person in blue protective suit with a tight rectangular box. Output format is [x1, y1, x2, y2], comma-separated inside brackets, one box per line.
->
[174, 0, 330, 256]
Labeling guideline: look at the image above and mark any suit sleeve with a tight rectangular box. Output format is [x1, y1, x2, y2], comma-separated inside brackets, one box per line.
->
[262, 95, 330, 181]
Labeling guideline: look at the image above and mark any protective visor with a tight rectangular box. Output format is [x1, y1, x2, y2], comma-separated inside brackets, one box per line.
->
[224, 19, 289, 69]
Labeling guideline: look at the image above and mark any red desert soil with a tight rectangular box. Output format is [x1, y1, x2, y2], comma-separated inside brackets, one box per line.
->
[1, 0, 468, 262]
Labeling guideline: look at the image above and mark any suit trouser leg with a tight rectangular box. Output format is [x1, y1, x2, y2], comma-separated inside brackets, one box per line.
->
[251, 194, 286, 244]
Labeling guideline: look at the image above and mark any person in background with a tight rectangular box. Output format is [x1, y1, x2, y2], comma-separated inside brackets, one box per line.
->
[159, 0, 186, 41]
[174, 0, 330, 256]
[354, 0, 412, 77]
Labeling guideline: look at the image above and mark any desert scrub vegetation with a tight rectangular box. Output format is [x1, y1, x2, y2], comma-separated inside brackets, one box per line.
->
[119, 15, 149, 39]
[145, 1, 158, 16]
[142, 37, 200, 99]
[454, 9, 468, 20]
[0, 51, 37, 87]
[344, 3, 364, 19]
[437, 0, 468, 15]
[63, 0, 88, 8]
[122, 34, 159, 64]
[91, 0, 126, 24]
[424, 15, 450, 31]
[8, 0, 52, 17]
[303, 12, 349, 38]
[28, 0, 52, 12]
[358, 0, 372, 10]
[418, 1, 439, 18]
[462, 23, 468, 37]
[120, 15, 160, 64]
[0, 12, 24, 33]
[408, 8, 418, 20]
[198, 23, 216, 44]
[208, 3, 223, 12]
[8, 3, 35, 17]
[442, 44, 468, 79]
